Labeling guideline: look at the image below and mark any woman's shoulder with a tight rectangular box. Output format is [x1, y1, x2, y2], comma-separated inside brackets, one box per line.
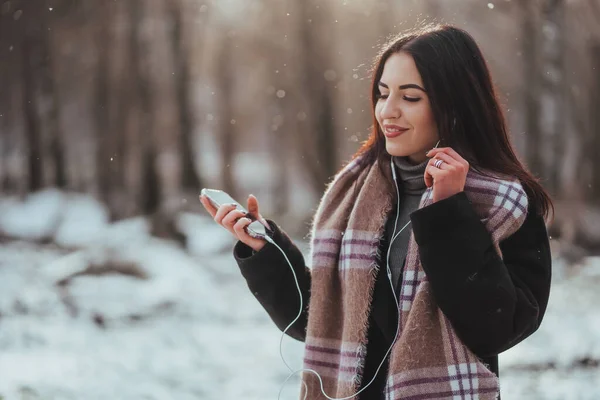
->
[464, 168, 530, 239]
[321, 154, 372, 193]
[335, 154, 370, 179]
[466, 168, 529, 213]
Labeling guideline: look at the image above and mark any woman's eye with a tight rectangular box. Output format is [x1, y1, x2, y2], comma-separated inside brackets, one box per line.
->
[376, 93, 389, 100]
[404, 97, 420, 102]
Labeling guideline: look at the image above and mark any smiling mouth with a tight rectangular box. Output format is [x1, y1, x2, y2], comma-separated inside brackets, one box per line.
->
[383, 127, 409, 138]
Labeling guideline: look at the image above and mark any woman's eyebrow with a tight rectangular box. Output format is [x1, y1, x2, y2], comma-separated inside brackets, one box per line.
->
[378, 82, 426, 92]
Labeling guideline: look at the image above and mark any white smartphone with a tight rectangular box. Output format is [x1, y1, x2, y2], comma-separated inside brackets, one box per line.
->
[200, 188, 268, 239]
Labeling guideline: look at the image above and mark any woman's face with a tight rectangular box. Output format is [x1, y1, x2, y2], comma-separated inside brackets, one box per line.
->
[375, 51, 439, 164]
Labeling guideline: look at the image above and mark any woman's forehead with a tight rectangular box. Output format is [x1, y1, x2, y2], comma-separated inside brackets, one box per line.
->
[380, 52, 423, 87]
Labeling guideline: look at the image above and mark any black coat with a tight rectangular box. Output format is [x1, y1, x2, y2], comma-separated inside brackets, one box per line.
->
[234, 192, 552, 400]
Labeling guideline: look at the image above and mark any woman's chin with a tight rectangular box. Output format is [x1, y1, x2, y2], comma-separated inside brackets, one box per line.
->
[385, 143, 411, 157]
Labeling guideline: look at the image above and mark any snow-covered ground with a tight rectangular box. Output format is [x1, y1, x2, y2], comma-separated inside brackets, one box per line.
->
[0, 190, 599, 399]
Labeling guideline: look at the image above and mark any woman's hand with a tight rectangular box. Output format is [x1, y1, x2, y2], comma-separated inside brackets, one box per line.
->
[424, 147, 469, 203]
[199, 194, 269, 252]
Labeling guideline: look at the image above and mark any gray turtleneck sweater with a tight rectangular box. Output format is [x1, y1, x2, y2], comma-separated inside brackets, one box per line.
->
[384, 156, 428, 296]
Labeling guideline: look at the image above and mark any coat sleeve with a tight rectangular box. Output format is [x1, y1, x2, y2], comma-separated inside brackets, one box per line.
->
[233, 219, 311, 342]
[409, 192, 552, 358]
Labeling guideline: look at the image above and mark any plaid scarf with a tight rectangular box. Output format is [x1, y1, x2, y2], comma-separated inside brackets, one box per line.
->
[301, 155, 528, 400]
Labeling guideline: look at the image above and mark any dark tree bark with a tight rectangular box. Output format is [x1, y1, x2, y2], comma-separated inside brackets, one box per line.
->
[590, 43, 600, 202]
[20, 12, 44, 192]
[40, 0, 66, 189]
[521, 0, 543, 180]
[130, 0, 161, 216]
[93, 2, 115, 215]
[216, 32, 237, 198]
[295, 0, 338, 194]
[167, 0, 202, 191]
[539, 0, 566, 195]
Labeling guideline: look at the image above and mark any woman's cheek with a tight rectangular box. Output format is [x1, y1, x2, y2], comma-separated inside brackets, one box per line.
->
[374, 104, 382, 123]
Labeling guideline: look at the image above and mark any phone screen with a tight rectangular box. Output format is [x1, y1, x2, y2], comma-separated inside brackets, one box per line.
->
[200, 188, 268, 239]
[201, 189, 247, 212]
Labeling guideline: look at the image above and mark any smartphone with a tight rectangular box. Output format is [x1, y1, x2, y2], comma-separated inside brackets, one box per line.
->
[200, 188, 268, 240]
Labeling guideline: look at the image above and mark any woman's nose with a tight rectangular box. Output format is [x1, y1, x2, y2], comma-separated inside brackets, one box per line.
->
[381, 98, 401, 120]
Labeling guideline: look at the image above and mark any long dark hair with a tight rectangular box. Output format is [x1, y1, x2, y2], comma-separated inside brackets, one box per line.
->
[353, 24, 553, 221]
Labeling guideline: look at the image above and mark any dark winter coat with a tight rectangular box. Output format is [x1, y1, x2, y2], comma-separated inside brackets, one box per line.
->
[234, 191, 552, 399]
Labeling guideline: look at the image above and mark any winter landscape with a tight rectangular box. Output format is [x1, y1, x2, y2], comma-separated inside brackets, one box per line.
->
[0, 190, 599, 400]
[2, 1, 600, 399]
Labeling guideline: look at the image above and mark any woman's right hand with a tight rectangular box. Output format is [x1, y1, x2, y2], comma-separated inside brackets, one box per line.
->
[199, 193, 269, 252]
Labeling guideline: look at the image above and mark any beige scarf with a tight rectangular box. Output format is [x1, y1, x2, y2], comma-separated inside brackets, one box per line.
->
[300, 155, 528, 399]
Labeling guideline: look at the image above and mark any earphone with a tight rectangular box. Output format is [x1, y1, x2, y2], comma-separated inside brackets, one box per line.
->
[268, 139, 441, 399]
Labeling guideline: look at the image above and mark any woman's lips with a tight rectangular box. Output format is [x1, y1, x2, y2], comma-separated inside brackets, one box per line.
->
[383, 126, 409, 138]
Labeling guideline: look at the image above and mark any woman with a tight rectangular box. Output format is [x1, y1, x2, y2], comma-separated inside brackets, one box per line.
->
[200, 24, 552, 400]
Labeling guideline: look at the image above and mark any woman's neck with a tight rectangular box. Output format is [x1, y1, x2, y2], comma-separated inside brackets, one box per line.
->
[392, 156, 428, 194]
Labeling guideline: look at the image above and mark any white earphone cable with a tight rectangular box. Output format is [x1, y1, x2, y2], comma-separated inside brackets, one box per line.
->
[271, 140, 440, 399]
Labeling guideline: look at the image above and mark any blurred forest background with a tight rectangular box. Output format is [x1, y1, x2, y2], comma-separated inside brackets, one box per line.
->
[2, 1, 600, 399]
[1, 0, 600, 251]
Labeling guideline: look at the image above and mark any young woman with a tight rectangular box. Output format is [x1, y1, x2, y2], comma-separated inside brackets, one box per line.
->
[200, 24, 552, 400]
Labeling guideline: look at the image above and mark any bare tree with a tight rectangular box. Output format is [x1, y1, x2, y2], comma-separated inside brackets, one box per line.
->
[539, 0, 566, 195]
[167, 0, 203, 192]
[93, 2, 116, 214]
[18, 1, 62, 191]
[294, 0, 339, 194]
[215, 30, 237, 199]
[590, 42, 600, 201]
[520, 0, 543, 180]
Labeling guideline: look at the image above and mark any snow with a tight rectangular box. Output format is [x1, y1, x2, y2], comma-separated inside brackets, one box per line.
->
[0, 189, 65, 240]
[0, 191, 599, 399]
[53, 195, 110, 248]
[176, 212, 234, 256]
[500, 257, 600, 369]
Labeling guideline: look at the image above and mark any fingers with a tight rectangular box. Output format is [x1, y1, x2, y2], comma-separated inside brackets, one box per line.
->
[247, 194, 270, 229]
[200, 196, 245, 230]
[200, 194, 267, 251]
[222, 208, 247, 232]
[199, 195, 217, 218]
[213, 203, 240, 229]
[234, 217, 265, 248]
[424, 164, 444, 187]
[427, 147, 469, 169]
[247, 194, 260, 219]
[429, 152, 456, 170]
[233, 217, 254, 238]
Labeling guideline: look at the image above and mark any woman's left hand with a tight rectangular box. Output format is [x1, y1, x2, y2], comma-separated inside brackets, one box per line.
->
[424, 147, 469, 203]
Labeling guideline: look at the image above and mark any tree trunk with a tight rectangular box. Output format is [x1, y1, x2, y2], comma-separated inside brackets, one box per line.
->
[591, 42, 600, 202]
[539, 0, 566, 195]
[216, 32, 237, 198]
[295, 0, 338, 194]
[167, 0, 202, 192]
[21, 29, 44, 192]
[93, 2, 114, 215]
[117, 0, 146, 217]
[41, 4, 66, 189]
[131, 0, 161, 216]
[521, 0, 543, 180]
[146, 0, 182, 213]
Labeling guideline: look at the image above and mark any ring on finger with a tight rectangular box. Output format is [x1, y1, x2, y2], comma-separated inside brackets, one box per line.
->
[434, 159, 444, 169]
